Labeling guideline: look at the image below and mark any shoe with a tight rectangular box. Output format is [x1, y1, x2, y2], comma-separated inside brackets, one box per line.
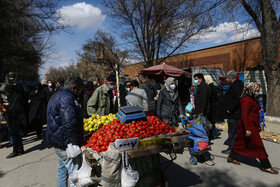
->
[221, 148, 231, 154]
[260, 168, 278, 174]
[6, 152, 19, 159]
[227, 156, 241, 165]
[19, 150, 25, 155]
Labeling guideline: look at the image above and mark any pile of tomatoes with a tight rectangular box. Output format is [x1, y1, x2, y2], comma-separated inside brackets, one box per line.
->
[85, 116, 175, 152]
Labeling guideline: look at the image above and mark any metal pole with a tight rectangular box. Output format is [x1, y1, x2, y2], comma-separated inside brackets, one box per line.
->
[115, 64, 121, 110]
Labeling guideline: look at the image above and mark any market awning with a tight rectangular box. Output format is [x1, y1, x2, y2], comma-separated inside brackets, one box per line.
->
[138, 64, 191, 78]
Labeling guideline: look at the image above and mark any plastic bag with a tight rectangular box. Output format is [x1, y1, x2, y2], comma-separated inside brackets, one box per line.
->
[121, 151, 139, 187]
[66, 143, 81, 159]
[70, 154, 94, 187]
[185, 103, 194, 113]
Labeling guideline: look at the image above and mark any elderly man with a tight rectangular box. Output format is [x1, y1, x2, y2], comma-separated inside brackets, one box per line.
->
[222, 70, 244, 154]
[87, 74, 116, 116]
[46, 77, 84, 187]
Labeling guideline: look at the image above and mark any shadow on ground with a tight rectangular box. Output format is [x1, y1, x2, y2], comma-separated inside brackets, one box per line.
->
[23, 133, 52, 154]
[160, 155, 276, 187]
[0, 170, 5, 178]
[160, 156, 202, 186]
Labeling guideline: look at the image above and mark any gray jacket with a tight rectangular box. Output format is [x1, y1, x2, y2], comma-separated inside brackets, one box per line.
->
[125, 88, 148, 111]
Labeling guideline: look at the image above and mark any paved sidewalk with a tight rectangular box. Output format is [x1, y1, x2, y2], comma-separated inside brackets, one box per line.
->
[0, 130, 58, 187]
[264, 121, 280, 134]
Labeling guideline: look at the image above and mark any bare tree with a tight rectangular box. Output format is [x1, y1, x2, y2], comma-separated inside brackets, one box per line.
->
[46, 63, 78, 82]
[104, 0, 224, 67]
[221, 0, 280, 116]
[0, 0, 66, 82]
[77, 30, 129, 78]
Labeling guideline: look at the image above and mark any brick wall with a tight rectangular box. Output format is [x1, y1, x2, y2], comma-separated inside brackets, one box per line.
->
[124, 37, 264, 78]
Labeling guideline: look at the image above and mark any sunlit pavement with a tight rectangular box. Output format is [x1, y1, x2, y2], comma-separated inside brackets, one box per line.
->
[0, 123, 280, 187]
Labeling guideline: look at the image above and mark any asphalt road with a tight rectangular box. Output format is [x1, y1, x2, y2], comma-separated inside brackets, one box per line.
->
[0, 124, 280, 187]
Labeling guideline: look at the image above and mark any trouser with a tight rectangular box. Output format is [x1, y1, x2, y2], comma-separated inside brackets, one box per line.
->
[12, 133, 24, 153]
[229, 151, 272, 169]
[228, 118, 239, 150]
[54, 148, 81, 187]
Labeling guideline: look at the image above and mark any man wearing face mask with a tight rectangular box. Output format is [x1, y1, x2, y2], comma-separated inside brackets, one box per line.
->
[222, 70, 244, 154]
[44, 80, 55, 103]
[46, 76, 84, 187]
[193, 73, 211, 117]
[87, 74, 116, 116]
[157, 77, 184, 127]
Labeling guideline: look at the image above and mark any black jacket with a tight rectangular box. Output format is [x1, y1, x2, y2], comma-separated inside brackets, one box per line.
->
[28, 90, 47, 125]
[79, 88, 92, 117]
[208, 83, 219, 123]
[194, 81, 211, 116]
[7, 93, 27, 135]
[177, 81, 190, 106]
[140, 81, 157, 112]
[157, 87, 183, 126]
[224, 79, 244, 119]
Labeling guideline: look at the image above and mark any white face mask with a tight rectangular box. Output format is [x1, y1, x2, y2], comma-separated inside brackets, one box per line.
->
[127, 88, 131, 92]
[170, 84, 176, 90]
[48, 83, 52, 87]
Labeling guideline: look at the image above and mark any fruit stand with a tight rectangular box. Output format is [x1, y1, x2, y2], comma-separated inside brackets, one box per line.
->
[80, 106, 193, 187]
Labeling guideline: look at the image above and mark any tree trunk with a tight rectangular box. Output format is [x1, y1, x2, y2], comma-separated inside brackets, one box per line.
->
[265, 68, 280, 117]
[261, 36, 280, 117]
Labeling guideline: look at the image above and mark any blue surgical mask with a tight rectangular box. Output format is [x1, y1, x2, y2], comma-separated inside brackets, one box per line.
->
[107, 85, 115, 90]
[226, 78, 230, 83]
[170, 84, 176, 90]
[194, 80, 199, 85]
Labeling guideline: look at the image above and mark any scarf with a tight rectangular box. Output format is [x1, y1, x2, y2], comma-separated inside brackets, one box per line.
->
[165, 77, 175, 97]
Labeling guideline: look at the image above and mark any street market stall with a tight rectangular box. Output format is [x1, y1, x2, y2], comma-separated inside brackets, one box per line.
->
[138, 63, 192, 79]
[78, 106, 193, 187]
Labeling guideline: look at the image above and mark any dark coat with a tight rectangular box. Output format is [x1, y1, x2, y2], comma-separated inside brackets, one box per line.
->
[208, 83, 219, 123]
[223, 79, 244, 119]
[233, 96, 268, 159]
[7, 93, 27, 136]
[28, 90, 47, 126]
[194, 81, 211, 116]
[157, 87, 184, 126]
[46, 87, 83, 149]
[114, 84, 127, 113]
[44, 86, 55, 103]
[177, 81, 190, 107]
[80, 88, 92, 117]
[140, 81, 157, 112]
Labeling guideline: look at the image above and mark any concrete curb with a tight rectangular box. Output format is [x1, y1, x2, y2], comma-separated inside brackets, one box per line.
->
[265, 116, 280, 124]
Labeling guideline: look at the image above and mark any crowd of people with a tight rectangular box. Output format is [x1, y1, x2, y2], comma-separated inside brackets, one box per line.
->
[0, 69, 278, 186]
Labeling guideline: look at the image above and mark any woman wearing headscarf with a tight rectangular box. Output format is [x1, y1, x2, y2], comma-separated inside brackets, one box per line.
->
[157, 77, 184, 127]
[227, 82, 278, 174]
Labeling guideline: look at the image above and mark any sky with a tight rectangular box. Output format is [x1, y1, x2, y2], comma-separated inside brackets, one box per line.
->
[39, 1, 260, 79]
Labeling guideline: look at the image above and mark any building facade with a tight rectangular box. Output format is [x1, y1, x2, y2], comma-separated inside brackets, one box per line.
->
[124, 37, 266, 78]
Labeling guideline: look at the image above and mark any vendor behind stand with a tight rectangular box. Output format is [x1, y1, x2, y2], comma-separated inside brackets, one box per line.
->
[138, 74, 157, 115]
[125, 80, 148, 111]
[87, 74, 116, 116]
